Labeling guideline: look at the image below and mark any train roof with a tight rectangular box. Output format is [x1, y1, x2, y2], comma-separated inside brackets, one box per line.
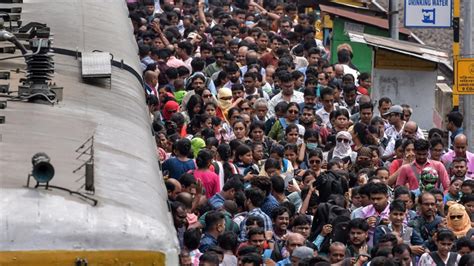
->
[0, 0, 179, 264]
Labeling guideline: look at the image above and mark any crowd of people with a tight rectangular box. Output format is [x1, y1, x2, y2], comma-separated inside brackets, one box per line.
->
[127, 0, 474, 265]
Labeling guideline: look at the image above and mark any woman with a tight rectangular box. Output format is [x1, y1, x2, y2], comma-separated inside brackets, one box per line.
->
[215, 87, 233, 121]
[184, 94, 204, 123]
[327, 131, 357, 164]
[162, 100, 180, 121]
[430, 138, 445, 161]
[388, 139, 415, 187]
[193, 149, 220, 199]
[232, 119, 249, 143]
[298, 128, 321, 170]
[284, 143, 300, 170]
[249, 120, 274, 157]
[284, 124, 300, 145]
[306, 149, 324, 178]
[162, 138, 196, 180]
[215, 143, 238, 189]
[447, 203, 474, 239]
[352, 122, 373, 152]
[238, 99, 253, 117]
[204, 102, 217, 117]
[201, 89, 214, 105]
[233, 144, 259, 180]
[269, 102, 301, 142]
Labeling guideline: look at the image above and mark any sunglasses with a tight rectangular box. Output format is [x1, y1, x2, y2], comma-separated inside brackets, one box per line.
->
[202, 94, 213, 98]
[220, 96, 232, 101]
[450, 215, 463, 220]
[288, 110, 299, 114]
[309, 159, 321, 165]
[337, 138, 350, 143]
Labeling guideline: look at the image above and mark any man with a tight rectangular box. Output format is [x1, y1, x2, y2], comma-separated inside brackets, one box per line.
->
[260, 35, 283, 68]
[328, 242, 346, 264]
[409, 192, 444, 245]
[441, 134, 474, 179]
[300, 105, 318, 130]
[342, 84, 359, 115]
[267, 71, 304, 118]
[353, 183, 390, 248]
[256, 32, 270, 56]
[298, 47, 321, 77]
[223, 62, 242, 89]
[397, 139, 450, 194]
[446, 111, 464, 146]
[384, 105, 405, 140]
[243, 72, 269, 100]
[317, 72, 329, 87]
[246, 227, 275, 263]
[172, 201, 188, 249]
[377, 97, 392, 120]
[346, 218, 370, 258]
[199, 210, 226, 252]
[316, 87, 336, 128]
[253, 98, 268, 122]
[144, 69, 159, 96]
[236, 45, 248, 67]
[209, 177, 243, 210]
[334, 64, 344, 79]
[359, 101, 374, 125]
[239, 187, 273, 241]
[323, 64, 336, 81]
[204, 47, 226, 78]
[275, 233, 306, 266]
[337, 48, 359, 80]
[250, 176, 279, 217]
[176, 41, 193, 72]
[166, 178, 182, 201]
[451, 157, 469, 179]
[278, 18, 292, 38]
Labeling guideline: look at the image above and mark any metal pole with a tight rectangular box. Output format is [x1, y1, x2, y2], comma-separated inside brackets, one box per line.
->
[462, 0, 474, 152]
[389, 0, 399, 40]
[453, 0, 460, 108]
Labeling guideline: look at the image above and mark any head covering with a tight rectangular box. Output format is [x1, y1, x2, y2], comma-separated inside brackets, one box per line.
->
[447, 203, 472, 237]
[333, 131, 353, 159]
[383, 105, 403, 116]
[162, 100, 179, 121]
[174, 90, 186, 104]
[292, 246, 314, 260]
[191, 137, 206, 158]
[217, 87, 232, 111]
[420, 167, 438, 192]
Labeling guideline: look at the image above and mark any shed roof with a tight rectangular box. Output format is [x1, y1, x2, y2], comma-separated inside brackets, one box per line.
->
[319, 4, 412, 35]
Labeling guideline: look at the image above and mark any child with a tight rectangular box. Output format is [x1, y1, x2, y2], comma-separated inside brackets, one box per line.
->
[444, 177, 463, 203]
[374, 200, 424, 253]
[417, 229, 461, 265]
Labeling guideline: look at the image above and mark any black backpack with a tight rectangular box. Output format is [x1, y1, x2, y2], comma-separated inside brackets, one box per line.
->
[314, 170, 349, 203]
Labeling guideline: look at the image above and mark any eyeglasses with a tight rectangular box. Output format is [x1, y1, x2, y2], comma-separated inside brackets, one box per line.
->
[337, 138, 350, 143]
[309, 159, 321, 165]
[450, 215, 463, 220]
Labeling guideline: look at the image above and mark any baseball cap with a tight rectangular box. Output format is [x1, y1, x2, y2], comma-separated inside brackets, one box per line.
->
[383, 105, 403, 116]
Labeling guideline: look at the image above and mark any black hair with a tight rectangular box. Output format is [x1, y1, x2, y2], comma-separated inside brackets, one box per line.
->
[183, 228, 202, 250]
[437, 229, 456, 242]
[378, 97, 392, 108]
[222, 177, 243, 192]
[456, 236, 474, 251]
[264, 158, 281, 172]
[378, 233, 398, 246]
[275, 101, 289, 114]
[175, 138, 192, 157]
[447, 111, 464, 128]
[320, 87, 334, 99]
[430, 138, 444, 150]
[191, 57, 206, 72]
[348, 218, 369, 231]
[204, 210, 225, 231]
[196, 149, 213, 169]
[389, 199, 406, 213]
[292, 214, 311, 227]
[248, 226, 265, 239]
[234, 144, 252, 164]
[218, 231, 239, 252]
[179, 173, 196, 188]
[359, 101, 374, 112]
[393, 186, 410, 199]
[414, 139, 430, 151]
[245, 187, 266, 208]
[370, 183, 388, 196]
[270, 175, 285, 194]
[240, 253, 263, 265]
[250, 176, 272, 196]
[459, 254, 474, 266]
[271, 206, 289, 220]
[461, 193, 474, 204]
[199, 251, 220, 265]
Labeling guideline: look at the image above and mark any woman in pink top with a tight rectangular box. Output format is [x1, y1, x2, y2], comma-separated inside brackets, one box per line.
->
[193, 149, 220, 199]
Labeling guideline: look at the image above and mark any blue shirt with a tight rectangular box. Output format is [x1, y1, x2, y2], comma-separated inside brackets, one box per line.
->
[162, 157, 196, 180]
[209, 193, 225, 209]
[239, 208, 273, 241]
[276, 257, 291, 266]
[199, 232, 218, 253]
[261, 194, 280, 217]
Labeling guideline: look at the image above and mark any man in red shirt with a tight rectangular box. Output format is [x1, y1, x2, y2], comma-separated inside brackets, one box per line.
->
[396, 139, 450, 194]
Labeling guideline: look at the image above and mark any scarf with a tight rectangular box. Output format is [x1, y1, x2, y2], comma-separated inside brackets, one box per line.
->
[162, 100, 179, 121]
[333, 131, 353, 159]
[447, 203, 472, 238]
[217, 87, 232, 111]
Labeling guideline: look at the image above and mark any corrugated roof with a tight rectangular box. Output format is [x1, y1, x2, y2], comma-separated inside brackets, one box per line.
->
[319, 4, 412, 35]
[347, 31, 452, 70]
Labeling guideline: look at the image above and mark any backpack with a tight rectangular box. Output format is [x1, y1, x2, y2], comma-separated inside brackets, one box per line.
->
[429, 251, 458, 266]
[379, 225, 413, 245]
[314, 170, 349, 203]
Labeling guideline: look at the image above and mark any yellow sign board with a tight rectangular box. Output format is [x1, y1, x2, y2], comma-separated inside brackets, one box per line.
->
[455, 58, 474, 94]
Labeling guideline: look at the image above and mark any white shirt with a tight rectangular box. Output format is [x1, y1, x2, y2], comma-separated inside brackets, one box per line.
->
[267, 91, 304, 118]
